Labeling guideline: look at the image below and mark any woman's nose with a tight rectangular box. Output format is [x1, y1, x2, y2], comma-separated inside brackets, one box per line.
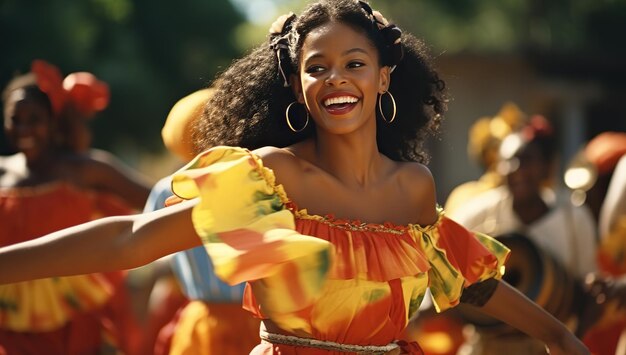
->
[324, 68, 347, 86]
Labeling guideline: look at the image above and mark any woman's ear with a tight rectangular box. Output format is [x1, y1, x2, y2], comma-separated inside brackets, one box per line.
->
[290, 74, 305, 104]
[378, 66, 391, 94]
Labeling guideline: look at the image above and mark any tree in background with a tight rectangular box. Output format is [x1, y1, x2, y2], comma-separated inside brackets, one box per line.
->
[1, 0, 245, 159]
[3, 0, 625, 159]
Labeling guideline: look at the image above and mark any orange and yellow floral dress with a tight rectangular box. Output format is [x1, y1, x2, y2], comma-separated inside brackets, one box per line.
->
[170, 146, 510, 355]
[0, 182, 134, 355]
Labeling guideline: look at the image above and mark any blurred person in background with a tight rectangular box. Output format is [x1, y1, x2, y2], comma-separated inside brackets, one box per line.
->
[445, 102, 526, 215]
[407, 103, 526, 355]
[566, 131, 626, 355]
[404, 103, 526, 355]
[566, 132, 626, 233]
[599, 154, 626, 355]
[138, 87, 260, 355]
[449, 115, 598, 355]
[0, 60, 152, 354]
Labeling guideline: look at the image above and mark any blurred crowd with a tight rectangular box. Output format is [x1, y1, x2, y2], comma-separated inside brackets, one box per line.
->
[1, 59, 625, 355]
[408, 103, 626, 355]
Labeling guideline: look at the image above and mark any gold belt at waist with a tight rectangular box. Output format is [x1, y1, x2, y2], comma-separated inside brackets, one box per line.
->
[259, 329, 399, 354]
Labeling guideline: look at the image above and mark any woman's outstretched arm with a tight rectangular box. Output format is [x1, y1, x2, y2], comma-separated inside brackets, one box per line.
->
[0, 199, 202, 284]
[478, 280, 589, 355]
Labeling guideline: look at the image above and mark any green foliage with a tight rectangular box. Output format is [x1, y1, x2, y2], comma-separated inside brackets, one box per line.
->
[230, 0, 626, 55]
[0, 0, 245, 157]
[2, 0, 624, 157]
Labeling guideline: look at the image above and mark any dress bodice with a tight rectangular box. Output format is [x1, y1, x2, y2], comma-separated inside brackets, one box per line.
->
[169, 146, 509, 352]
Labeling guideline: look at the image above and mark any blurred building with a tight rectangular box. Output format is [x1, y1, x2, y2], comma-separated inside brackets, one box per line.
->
[432, 52, 626, 203]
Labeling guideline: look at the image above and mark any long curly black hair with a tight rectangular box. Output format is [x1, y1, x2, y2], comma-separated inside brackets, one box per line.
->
[194, 0, 447, 163]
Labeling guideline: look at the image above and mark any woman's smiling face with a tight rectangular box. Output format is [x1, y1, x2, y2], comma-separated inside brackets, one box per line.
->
[3, 89, 55, 159]
[293, 21, 389, 135]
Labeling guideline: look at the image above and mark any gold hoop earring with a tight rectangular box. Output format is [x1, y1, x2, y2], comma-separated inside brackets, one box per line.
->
[285, 101, 310, 132]
[378, 91, 397, 124]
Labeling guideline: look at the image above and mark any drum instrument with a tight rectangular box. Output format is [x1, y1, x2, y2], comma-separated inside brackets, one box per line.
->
[457, 232, 583, 330]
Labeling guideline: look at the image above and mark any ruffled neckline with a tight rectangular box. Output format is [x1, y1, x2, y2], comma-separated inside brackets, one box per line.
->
[288, 204, 444, 235]
[248, 149, 444, 234]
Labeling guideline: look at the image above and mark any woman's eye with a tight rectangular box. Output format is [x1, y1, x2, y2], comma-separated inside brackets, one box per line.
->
[305, 65, 325, 74]
[348, 61, 365, 69]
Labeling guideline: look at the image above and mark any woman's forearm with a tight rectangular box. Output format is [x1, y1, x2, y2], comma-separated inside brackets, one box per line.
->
[479, 280, 587, 353]
[0, 216, 138, 283]
[0, 199, 201, 284]
[481, 281, 565, 340]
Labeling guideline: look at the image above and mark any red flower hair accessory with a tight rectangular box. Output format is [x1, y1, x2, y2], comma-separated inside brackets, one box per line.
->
[30, 59, 109, 119]
[31, 59, 67, 116]
[63, 72, 109, 118]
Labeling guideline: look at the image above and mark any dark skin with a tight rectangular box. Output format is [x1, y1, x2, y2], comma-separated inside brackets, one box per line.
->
[0, 21, 589, 355]
[505, 143, 552, 225]
[1, 90, 151, 209]
[265, 140, 436, 226]
[276, 22, 435, 226]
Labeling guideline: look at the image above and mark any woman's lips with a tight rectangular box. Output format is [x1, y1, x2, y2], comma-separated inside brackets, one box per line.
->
[324, 102, 357, 115]
[321, 94, 359, 116]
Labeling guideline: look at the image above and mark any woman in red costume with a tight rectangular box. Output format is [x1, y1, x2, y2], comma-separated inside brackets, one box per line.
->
[0, 60, 151, 354]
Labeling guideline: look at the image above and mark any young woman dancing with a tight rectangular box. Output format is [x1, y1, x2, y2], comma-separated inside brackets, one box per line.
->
[0, 1, 589, 354]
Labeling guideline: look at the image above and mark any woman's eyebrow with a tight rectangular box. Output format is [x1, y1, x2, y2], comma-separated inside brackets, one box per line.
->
[303, 47, 369, 64]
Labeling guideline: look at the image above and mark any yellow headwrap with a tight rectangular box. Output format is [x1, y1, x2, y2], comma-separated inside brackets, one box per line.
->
[467, 102, 526, 170]
[161, 88, 214, 162]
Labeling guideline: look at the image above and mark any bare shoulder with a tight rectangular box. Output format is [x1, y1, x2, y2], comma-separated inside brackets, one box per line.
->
[396, 161, 436, 194]
[61, 149, 147, 188]
[252, 145, 306, 189]
[253, 146, 298, 167]
[60, 150, 109, 174]
[396, 161, 438, 224]
[86, 148, 121, 165]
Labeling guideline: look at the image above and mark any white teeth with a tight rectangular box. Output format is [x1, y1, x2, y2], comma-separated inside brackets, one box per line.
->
[324, 96, 358, 107]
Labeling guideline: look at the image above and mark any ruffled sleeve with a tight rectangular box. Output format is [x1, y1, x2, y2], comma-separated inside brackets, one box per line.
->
[170, 146, 332, 332]
[411, 210, 510, 312]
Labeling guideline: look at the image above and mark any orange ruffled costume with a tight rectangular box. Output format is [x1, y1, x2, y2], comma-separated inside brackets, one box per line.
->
[170, 146, 510, 354]
[0, 183, 133, 354]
